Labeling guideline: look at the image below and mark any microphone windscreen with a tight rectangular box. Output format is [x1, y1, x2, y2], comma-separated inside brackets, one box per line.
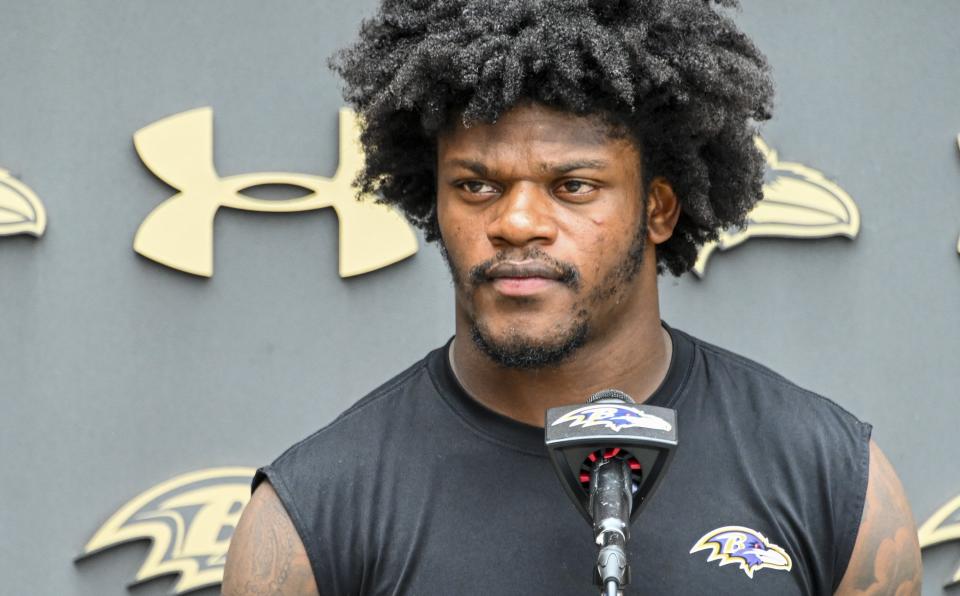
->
[587, 389, 635, 404]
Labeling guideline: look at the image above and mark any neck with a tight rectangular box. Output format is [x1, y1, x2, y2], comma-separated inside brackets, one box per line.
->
[450, 277, 672, 428]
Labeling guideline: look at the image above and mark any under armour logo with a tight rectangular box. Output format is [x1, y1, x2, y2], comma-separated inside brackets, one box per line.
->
[133, 108, 418, 277]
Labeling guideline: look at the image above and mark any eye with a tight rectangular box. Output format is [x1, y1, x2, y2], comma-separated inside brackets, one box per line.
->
[458, 180, 499, 196]
[555, 180, 597, 197]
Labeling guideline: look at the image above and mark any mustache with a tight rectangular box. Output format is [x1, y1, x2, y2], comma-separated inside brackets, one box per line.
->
[467, 248, 581, 290]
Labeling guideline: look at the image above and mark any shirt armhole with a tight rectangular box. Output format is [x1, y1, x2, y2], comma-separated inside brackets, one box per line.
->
[831, 421, 873, 592]
[251, 465, 327, 594]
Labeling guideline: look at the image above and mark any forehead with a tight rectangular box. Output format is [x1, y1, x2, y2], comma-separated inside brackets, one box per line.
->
[437, 103, 640, 163]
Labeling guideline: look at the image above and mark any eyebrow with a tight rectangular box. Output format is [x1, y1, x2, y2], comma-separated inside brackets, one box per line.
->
[542, 159, 609, 173]
[443, 158, 609, 177]
[446, 159, 489, 177]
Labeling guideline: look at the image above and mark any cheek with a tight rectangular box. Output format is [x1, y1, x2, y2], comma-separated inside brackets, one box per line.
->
[589, 218, 608, 271]
[591, 237, 607, 277]
[437, 197, 465, 243]
[436, 193, 453, 233]
[562, 218, 608, 279]
[573, 213, 636, 280]
[437, 201, 486, 266]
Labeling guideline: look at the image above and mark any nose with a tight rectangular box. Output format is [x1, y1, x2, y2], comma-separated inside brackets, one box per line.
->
[486, 183, 558, 249]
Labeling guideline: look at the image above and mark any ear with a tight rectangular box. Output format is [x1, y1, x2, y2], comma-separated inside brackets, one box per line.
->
[645, 177, 681, 245]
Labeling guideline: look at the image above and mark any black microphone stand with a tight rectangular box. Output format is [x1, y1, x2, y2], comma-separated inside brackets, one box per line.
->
[544, 389, 678, 596]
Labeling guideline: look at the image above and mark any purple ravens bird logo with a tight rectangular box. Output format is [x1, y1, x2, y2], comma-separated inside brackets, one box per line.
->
[78, 467, 255, 594]
[551, 404, 672, 433]
[690, 526, 793, 579]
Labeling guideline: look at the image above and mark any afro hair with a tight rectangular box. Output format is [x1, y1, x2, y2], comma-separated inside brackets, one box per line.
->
[331, 0, 774, 275]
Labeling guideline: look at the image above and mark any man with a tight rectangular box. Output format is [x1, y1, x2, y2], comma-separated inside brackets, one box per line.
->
[224, 0, 921, 594]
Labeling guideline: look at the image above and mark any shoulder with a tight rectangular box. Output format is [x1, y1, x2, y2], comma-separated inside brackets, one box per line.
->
[268, 350, 438, 469]
[675, 328, 872, 489]
[254, 343, 457, 499]
[223, 481, 319, 596]
[834, 441, 921, 595]
[676, 327, 868, 431]
[243, 348, 446, 593]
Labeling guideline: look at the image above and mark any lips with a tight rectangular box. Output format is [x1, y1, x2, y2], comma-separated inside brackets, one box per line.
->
[485, 261, 564, 280]
[485, 261, 564, 297]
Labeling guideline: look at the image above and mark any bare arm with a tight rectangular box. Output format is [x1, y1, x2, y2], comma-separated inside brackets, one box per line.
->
[223, 481, 320, 596]
[834, 440, 921, 596]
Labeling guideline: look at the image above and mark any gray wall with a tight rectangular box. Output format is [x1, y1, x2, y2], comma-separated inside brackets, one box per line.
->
[1, 1, 958, 594]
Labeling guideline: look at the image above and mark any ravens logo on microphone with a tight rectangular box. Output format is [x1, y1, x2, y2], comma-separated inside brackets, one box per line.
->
[78, 467, 255, 594]
[552, 404, 673, 433]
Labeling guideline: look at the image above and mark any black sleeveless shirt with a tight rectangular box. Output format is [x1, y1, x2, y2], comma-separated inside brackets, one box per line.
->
[254, 325, 870, 595]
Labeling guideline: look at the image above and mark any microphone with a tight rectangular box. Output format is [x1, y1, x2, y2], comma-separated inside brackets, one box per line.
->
[545, 389, 678, 595]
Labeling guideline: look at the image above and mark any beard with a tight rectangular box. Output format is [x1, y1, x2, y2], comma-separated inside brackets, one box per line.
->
[439, 212, 648, 370]
[469, 310, 590, 369]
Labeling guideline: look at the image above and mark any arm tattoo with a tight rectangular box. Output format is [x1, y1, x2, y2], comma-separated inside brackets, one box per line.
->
[835, 442, 921, 596]
[223, 483, 319, 596]
[242, 495, 295, 595]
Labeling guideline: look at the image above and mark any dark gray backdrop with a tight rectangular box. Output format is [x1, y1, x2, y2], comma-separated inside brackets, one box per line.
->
[1, 1, 958, 594]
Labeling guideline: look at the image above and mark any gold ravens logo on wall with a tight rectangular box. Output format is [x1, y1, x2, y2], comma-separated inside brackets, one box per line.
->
[78, 467, 255, 594]
[692, 138, 860, 276]
[0, 168, 46, 238]
[919, 493, 960, 589]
